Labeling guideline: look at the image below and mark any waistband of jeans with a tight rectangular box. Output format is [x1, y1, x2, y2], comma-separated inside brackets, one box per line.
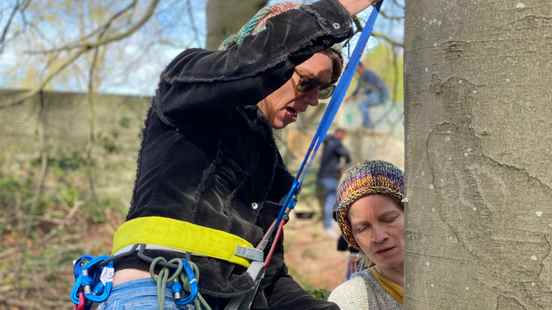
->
[110, 277, 173, 299]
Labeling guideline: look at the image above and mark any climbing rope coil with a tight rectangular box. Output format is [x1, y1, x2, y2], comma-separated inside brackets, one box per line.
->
[69, 3, 382, 309]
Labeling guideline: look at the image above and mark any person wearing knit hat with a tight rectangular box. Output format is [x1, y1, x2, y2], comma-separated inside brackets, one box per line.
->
[328, 160, 404, 310]
[98, 1, 381, 310]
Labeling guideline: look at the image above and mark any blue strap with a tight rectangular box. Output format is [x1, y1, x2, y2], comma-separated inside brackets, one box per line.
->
[276, 3, 383, 223]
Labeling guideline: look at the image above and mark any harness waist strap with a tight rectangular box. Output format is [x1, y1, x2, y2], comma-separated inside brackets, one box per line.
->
[112, 216, 262, 268]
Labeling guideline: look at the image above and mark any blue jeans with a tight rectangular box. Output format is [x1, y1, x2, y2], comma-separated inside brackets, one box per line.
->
[98, 278, 228, 309]
[318, 177, 338, 230]
[359, 92, 385, 129]
[98, 278, 189, 310]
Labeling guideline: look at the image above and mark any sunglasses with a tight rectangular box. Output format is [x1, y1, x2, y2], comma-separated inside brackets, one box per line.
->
[294, 70, 336, 100]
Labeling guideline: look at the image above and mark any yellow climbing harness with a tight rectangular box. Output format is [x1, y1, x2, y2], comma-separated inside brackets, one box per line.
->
[111, 216, 263, 268]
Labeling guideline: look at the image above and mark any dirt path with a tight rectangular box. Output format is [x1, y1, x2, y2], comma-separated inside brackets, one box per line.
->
[283, 216, 349, 290]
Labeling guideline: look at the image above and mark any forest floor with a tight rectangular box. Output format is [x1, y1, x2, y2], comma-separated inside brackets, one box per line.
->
[284, 215, 349, 291]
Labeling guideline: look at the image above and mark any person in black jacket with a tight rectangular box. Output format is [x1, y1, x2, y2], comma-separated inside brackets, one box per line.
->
[100, 1, 380, 309]
[317, 128, 351, 235]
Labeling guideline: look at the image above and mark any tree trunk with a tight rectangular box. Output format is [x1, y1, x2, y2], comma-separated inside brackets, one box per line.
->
[206, 0, 268, 50]
[405, 1, 552, 309]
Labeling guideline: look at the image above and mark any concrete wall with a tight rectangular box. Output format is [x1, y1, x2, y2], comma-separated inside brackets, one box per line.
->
[0, 89, 150, 206]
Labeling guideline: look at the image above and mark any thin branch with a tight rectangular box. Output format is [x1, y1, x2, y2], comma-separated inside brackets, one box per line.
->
[185, 0, 202, 47]
[0, 0, 160, 109]
[89, 0, 159, 47]
[0, 0, 32, 53]
[29, 91, 49, 232]
[392, 0, 405, 10]
[386, 46, 403, 136]
[0, 0, 22, 53]
[379, 9, 404, 21]
[1, 48, 90, 109]
[27, 0, 139, 54]
[373, 31, 404, 48]
[84, 26, 109, 203]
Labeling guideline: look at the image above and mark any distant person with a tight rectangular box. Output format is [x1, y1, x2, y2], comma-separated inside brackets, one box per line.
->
[328, 160, 404, 309]
[317, 128, 351, 235]
[351, 63, 389, 128]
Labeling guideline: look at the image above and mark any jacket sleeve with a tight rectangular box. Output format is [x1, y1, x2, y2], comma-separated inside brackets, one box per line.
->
[267, 269, 340, 310]
[155, 0, 353, 126]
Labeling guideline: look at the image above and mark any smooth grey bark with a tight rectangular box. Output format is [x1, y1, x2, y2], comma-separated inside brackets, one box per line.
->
[405, 1, 552, 309]
[206, 0, 268, 50]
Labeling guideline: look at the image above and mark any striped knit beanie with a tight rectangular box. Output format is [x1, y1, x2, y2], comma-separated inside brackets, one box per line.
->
[336, 160, 404, 249]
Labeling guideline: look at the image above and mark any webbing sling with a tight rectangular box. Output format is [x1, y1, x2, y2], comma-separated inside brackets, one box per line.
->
[111, 216, 262, 268]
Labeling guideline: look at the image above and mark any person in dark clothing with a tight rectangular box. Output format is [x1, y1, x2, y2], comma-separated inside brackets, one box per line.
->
[99, 1, 380, 309]
[351, 62, 389, 128]
[317, 128, 351, 234]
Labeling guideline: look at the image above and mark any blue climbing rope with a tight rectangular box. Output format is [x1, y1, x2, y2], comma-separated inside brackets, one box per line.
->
[228, 6, 385, 310]
[275, 2, 383, 224]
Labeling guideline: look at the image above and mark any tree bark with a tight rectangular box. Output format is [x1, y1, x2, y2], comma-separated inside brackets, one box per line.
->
[405, 1, 552, 309]
[206, 0, 268, 50]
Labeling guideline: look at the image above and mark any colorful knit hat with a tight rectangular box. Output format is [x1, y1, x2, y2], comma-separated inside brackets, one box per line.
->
[336, 160, 405, 249]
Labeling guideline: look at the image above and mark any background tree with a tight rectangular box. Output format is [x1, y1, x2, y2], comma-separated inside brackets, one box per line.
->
[206, 0, 267, 49]
[405, 1, 552, 309]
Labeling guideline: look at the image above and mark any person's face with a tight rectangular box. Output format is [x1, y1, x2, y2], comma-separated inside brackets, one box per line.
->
[349, 194, 404, 272]
[335, 130, 346, 140]
[259, 53, 334, 129]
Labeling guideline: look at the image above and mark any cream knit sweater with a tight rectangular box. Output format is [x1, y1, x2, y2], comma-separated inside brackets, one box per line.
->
[328, 270, 402, 310]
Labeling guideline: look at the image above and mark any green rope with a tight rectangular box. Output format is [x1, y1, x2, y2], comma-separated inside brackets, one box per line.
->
[149, 257, 212, 310]
[219, 5, 272, 50]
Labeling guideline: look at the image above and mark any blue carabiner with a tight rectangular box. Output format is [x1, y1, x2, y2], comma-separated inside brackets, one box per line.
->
[85, 258, 114, 303]
[70, 255, 94, 305]
[173, 258, 199, 305]
[70, 255, 114, 306]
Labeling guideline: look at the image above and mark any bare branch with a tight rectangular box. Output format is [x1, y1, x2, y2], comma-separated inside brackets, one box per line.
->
[379, 9, 404, 21]
[1, 0, 161, 109]
[27, 0, 139, 54]
[0, 0, 31, 53]
[0, 48, 89, 109]
[186, 0, 202, 47]
[373, 31, 403, 48]
[0, 1, 21, 53]
[392, 0, 405, 10]
[83, 25, 110, 204]
[75, 0, 160, 50]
